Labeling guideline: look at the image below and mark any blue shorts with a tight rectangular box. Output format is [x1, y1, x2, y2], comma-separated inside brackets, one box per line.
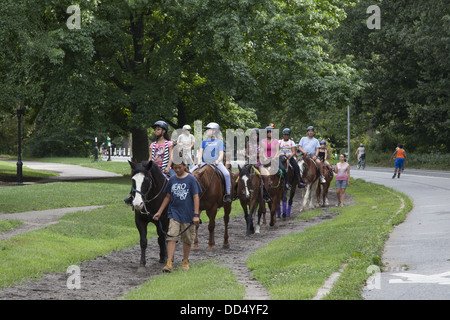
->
[395, 158, 405, 169]
[335, 179, 348, 189]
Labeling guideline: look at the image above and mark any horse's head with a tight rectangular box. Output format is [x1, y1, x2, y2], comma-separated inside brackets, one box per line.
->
[238, 165, 258, 200]
[129, 160, 153, 211]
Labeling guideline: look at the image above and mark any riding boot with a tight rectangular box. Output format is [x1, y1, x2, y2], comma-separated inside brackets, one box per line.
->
[287, 205, 292, 217]
[297, 177, 306, 188]
[223, 194, 232, 202]
[277, 205, 281, 218]
[282, 201, 287, 217]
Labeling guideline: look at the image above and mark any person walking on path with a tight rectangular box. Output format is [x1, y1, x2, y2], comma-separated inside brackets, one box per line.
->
[153, 161, 201, 272]
[334, 153, 350, 207]
[390, 143, 408, 179]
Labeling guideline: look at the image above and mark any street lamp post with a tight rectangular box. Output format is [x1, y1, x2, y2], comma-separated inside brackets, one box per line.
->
[17, 100, 24, 185]
[346, 98, 351, 164]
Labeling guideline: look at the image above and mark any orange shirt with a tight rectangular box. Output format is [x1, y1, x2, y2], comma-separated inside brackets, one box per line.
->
[397, 149, 405, 159]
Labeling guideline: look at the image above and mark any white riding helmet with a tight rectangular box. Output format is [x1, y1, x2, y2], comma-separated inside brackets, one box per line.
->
[205, 122, 220, 131]
[182, 124, 192, 131]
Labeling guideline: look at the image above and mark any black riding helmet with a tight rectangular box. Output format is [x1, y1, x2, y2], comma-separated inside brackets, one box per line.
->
[152, 120, 169, 132]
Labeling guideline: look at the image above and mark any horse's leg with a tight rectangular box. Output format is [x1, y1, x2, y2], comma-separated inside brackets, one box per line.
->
[135, 215, 148, 270]
[309, 180, 318, 209]
[154, 220, 167, 263]
[207, 208, 217, 250]
[193, 210, 202, 250]
[223, 203, 231, 249]
[316, 183, 321, 207]
[324, 181, 330, 206]
[302, 185, 310, 212]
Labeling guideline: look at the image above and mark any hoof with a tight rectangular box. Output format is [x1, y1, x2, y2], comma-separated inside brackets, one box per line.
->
[222, 243, 230, 249]
[255, 225, 260, 234]
[207, 245, 214, 251]
[193, 244, 199, 250]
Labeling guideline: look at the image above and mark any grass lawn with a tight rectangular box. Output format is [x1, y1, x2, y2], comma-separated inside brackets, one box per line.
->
[246, 178, 412, 300]
[0, 160, 58, 182]
[122, 260, 245, 300]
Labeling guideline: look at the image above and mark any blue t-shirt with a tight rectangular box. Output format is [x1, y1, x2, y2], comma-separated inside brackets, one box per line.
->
[201, 138, 225, 163]
[164, 174, 202, 223]
[298, 137, 320, 156]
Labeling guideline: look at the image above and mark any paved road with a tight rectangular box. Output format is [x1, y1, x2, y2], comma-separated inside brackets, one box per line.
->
[350, 166, 450, 300]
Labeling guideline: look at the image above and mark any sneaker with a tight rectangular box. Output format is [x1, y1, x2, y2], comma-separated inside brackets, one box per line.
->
[163, 259, 173, 273]
[182, 259, 189, 271]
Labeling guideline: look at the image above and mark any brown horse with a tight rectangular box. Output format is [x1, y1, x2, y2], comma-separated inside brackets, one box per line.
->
[316, 165, 333, 207]
[192, 164, 237, 250]
[279, 155, 296, 218]
[237, 164, 266, 236]
[262, 157, 286, 227]
[298, 155, 320, 211]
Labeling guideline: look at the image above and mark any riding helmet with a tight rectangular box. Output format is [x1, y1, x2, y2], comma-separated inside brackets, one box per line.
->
[307, 126, 314, 131]
[282, 128, 291, 135]
[153, 120, 169, 132]
[205, 122, 220, 131]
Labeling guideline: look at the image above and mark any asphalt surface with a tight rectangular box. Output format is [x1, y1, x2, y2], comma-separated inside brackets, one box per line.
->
[350, 166, 450, 300]
[9, 160, 122, 182]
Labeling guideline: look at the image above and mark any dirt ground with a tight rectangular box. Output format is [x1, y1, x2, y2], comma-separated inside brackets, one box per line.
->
[0, 187, 349, 300]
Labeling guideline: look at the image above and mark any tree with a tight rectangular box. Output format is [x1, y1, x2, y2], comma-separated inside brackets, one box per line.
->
[329, 0, 449, 152]
[2, 0, 362, 160]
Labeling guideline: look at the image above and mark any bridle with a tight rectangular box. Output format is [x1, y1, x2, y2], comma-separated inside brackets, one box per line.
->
[131, 172, 167, 215]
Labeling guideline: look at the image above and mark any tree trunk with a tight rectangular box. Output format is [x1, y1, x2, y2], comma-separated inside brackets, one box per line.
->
[131, 127, 149, 163]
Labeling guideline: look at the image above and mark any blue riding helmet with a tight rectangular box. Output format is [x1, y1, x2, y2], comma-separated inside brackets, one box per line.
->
[282, 128, 291, 135]
[320, 140, 326, 145]
[265, 126, 274, 131]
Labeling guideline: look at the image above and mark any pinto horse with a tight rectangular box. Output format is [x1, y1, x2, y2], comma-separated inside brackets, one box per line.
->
[128, 160, 169, 269]
[298, 155, 320, 211]
[316, 165, 333, 207]
[237, 164, 266, 236]
[192, 164, 237, 250]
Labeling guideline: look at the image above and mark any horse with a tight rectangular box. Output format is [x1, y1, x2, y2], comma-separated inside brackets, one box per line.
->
[298, 155, 320, 211]
[278, 155, 296, 218]
[261, 157, 286, 227]
[237, 164, 266, 236]
[316, 165, 333, 207]
[192, 164, 237, 250]
[128, 160, 169, 270]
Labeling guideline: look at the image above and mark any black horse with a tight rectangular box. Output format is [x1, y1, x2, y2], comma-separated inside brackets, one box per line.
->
[128, 160, 169, 269]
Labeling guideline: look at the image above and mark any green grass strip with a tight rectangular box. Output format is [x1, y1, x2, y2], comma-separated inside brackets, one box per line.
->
[122, 260, 245, 300]
[0, 220, 23, 233]
[246, 178, 412, 300]
[0, 205, 139, 289]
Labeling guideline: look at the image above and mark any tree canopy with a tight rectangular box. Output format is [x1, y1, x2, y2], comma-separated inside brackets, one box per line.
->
[1, 0, 446, 159]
